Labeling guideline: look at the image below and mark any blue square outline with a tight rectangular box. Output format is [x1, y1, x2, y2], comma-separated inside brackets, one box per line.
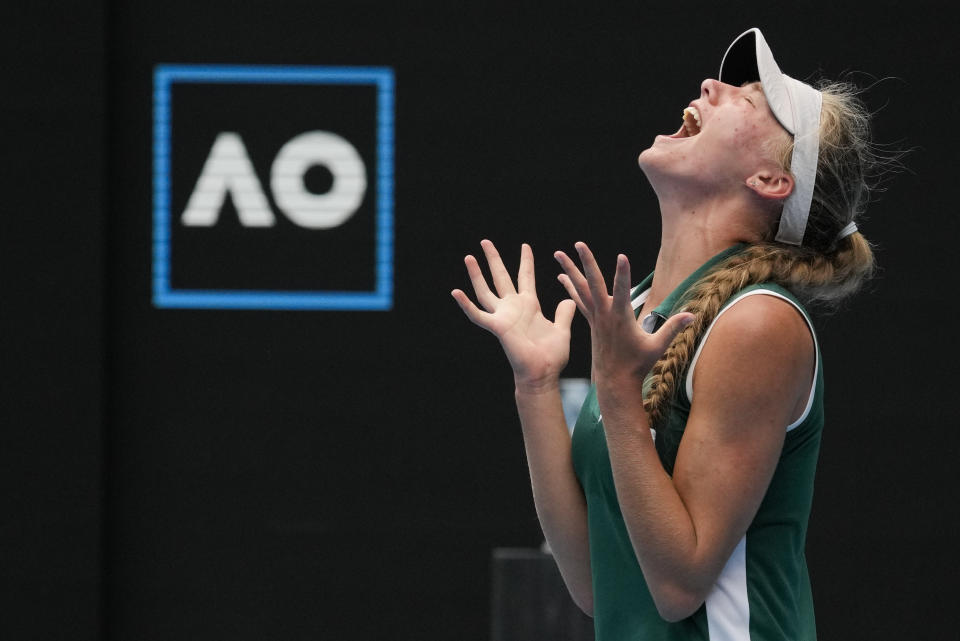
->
[152, 64, 394, 310]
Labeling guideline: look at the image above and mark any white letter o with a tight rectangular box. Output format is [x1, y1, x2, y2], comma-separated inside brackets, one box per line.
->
[270, 131, 367, 229]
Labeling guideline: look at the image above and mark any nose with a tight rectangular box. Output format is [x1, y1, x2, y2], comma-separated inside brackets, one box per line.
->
[700, 78, 722, 104]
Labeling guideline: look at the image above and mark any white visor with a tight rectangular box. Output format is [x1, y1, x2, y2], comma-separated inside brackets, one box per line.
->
[719, 28, 822, 246]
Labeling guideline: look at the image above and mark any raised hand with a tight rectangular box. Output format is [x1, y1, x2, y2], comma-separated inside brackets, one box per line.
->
[554, 242, 694, 381]
[452, 240, 577, 390]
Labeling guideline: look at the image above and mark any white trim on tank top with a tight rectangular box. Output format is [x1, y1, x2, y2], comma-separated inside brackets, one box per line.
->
[630, 287, 817, 635]
[705, 535, 750, 641]
[684, 289, 819, 431]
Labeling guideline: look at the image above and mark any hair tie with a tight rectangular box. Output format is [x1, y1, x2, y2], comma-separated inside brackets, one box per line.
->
[837, 221, 858, 240]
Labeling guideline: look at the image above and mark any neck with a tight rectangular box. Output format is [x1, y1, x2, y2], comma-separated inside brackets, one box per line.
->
[643, 189, 764, 312]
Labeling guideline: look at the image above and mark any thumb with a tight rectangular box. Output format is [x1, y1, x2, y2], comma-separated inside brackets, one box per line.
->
[554, 299, 577, 331]
[653, 312, 696, 347]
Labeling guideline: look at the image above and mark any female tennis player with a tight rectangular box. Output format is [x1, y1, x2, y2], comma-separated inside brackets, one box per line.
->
[452, 28, 879, 639]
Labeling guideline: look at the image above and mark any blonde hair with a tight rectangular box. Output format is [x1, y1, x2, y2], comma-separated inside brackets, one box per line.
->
[643, 81, 883, 427]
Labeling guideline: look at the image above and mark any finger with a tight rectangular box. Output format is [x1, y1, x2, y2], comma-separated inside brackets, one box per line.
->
[554, 250, 594, 311]
[650, 312, 696, 350]
[554, 298, 577, 332]
[464, 254, 498, 310]
[480, 239, 517, 297]
[516, 243, 536, 296]
[574, 242, 610, 306]
[557, 274, 589, 317]
[611, 254, 633, 316]
[451, 288, 495, 330]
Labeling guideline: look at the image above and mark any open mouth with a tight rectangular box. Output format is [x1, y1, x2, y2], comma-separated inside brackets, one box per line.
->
[663, 105, 702, 139]
[681, 106, 702, 137]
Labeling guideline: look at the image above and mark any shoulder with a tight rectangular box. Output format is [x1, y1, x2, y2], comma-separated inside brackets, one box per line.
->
[711, 290, 812, 349]
[688, 290, 815, 424]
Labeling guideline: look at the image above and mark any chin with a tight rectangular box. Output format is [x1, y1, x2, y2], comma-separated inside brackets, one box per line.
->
[637, 147, 653, 169]
[636, 148, 659, 176]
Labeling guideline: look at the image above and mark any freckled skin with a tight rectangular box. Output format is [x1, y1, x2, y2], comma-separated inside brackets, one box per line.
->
[638, 80, 790, 195]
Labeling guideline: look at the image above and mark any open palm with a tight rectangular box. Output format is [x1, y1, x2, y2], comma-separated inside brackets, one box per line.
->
[452, 240, 576, 387]
[554, 242, 694, 381]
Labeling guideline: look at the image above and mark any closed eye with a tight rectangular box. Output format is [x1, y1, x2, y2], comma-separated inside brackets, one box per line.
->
[741, 81, 761, 108]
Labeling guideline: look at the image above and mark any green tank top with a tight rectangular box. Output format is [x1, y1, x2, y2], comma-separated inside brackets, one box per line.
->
[571, 245, 823, 640]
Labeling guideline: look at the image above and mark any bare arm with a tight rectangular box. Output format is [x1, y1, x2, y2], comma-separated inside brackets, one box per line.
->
[513, 383, 594, 615]
[451, 240, 593, 614]
[556, 244, 813, 621]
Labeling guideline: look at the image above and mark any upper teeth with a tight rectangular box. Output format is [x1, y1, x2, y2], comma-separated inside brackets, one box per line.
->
[683, 107, 701, 135]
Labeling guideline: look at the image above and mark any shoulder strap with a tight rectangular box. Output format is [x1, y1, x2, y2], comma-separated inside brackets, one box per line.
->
[684, 286, 820, 432]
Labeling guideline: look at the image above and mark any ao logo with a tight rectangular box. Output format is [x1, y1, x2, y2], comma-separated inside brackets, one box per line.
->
[182, 131, 366, 229]
[152, 64, 393, 310]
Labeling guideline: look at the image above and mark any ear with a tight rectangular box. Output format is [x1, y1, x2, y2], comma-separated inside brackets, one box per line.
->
[745, 170, 794, 200]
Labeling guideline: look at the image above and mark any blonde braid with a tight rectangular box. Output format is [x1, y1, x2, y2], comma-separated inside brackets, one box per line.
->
[643, 78, 890, 428]
[644, 235, 874, 428]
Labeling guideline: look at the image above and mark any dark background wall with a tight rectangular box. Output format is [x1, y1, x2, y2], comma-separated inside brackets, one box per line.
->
[3, 2, 958, 640]
[1, 2, 105, 639]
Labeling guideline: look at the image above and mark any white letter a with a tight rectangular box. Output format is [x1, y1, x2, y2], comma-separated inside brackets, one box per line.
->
[181, 132, 276, 227]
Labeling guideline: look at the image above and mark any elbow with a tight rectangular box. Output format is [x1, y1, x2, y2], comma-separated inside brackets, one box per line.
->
[572, 591, 594, 618]
[655, 600, 701, 624]
[563, 580, 593, 617]
[650, 583, 705, 623]
[556, 563, 594, 617]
